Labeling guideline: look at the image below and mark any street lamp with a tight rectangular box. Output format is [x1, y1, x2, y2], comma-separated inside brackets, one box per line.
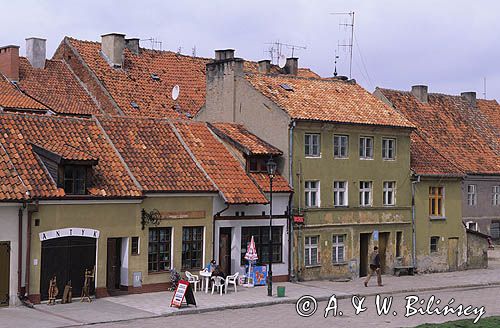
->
[266, 156, 277, 297]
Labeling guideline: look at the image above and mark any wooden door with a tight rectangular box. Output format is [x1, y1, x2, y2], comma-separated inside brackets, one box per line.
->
[359, 233, 370, 277]
[378, 232, 390, 274]
[447, 237, 459, 271]
[106, 238, 121, 291]
[219, 228, 232, 276]
[0, 242, 9, 306]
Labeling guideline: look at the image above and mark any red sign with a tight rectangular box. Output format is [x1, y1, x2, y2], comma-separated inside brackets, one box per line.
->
[294, 216, 304, 223]
[170, 280, 189, 308]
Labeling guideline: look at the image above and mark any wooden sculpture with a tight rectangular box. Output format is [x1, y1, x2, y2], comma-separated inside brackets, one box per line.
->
[47, 275, 59, 305]
[62, 280, 72, 304]
[81, 267, 95, 302]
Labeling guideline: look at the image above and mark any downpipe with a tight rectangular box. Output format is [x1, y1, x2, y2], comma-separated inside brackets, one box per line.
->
[411, 175, 421, 270]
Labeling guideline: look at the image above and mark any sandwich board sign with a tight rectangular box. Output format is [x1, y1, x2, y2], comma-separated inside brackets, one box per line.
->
[170, 280, 196, 308]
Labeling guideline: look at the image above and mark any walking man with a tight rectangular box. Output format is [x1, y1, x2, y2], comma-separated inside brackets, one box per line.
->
[364, 246, 382, 287]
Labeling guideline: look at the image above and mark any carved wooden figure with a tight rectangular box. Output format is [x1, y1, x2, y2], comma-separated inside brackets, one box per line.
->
[47, 275, 59, 305]
[81, 268, 94, 303]
[62, 280, 72, 304]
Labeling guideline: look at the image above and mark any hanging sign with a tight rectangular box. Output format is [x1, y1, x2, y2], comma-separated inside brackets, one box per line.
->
[170, 280, 196, 308]
[39, 228, 100, 241]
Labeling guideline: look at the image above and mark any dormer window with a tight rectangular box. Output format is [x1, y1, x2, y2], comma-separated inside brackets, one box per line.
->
[63, 165, 87, 195]
[248, 157, 268, 173]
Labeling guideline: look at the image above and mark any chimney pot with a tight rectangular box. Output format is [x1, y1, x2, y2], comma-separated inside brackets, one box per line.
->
[101, 33, 126, 67]
[411, 85, 428, 103]
[461, 91, 477, 107]
[125, 38, 140, 55]
[0, 45, 20, 81]
[258, 60, 271, 74]
[284, 57, 298, 75]
[214, 49, 235, 61]
[26, 37, 46, 69]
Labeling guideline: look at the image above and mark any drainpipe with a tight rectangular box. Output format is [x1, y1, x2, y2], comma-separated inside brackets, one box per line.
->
[411, 175, 421, 270]
[17, 205, 24, 297]
[25, 201, 38, 304]
[288, 120, 296, 281]
[213, 204, 230, 262]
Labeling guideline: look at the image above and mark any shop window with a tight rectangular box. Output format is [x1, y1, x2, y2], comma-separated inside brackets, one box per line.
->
[241, 226, 282, 265]
[148, 228, 171, 272]
[182, 227, 204, 270]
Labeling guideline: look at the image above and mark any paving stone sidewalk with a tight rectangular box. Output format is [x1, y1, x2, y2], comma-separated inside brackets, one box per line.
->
[1, 249, 498, 328]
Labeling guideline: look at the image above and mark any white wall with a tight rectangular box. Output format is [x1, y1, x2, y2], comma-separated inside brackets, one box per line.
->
[213, 194, 290, 217]
[120, 237, 129, 286]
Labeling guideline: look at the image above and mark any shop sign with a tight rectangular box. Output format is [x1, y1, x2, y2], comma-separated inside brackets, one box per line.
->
[159, 211, 205, 220]
[39, 228, 100, 241]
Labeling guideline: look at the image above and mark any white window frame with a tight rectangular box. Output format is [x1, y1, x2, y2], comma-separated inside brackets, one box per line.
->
[305, 133, 321, 157]
[305, 235, 319, 267]
[333, 135, 349, 159]
[359, 136, 374, 159]
[382, 138, 396, 160]
[359, 181, 372, 207]
[466, 221, 478, 231]
[492, 186, 500, 206]
[305, 180, 320, 208]
[333, 181, 348, 207]
[467, 184, 477, 206]
[332, 234, 345, 264]
[383, 181, 396, 206]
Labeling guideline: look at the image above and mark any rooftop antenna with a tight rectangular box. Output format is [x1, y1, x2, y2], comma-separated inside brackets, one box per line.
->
[140, 38, 162, 51]
[192, 46, 197, 57]
[333, 51, 339, 77]
[483, 77, 487, 99]
[177, 46, 182, 55]
[265, 40, 306, 65]
[330, 11, 354, 79]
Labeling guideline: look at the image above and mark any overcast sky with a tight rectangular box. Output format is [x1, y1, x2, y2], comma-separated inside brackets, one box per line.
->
[2, 0, 499, 100]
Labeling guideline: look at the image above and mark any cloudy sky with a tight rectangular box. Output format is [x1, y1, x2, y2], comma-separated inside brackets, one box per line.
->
[2, 0, 499, 100]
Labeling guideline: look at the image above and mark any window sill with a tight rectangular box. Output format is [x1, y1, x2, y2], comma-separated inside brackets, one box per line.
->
[305, 264, 321, 269]
[148, 270, 170, 275]
[429, 216, 446, 220]
[334, 205, 349, 208]
[382, 158, 396, 161]
[334, 157, 349, 160]
[359, 157, 374, 161]
[332, 262, 348, 266]
[383, 204, 396, 207]
[305, 156, 321, 159]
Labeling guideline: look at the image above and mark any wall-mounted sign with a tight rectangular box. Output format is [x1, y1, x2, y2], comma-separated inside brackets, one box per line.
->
[293, 216, 304, 223]
[159, 211, 206, 220]
[39, 228, 100, 241]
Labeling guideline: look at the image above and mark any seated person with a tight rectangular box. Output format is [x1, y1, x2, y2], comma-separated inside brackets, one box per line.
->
[211, 265, 226, 279]
[205, 259, 217, 272]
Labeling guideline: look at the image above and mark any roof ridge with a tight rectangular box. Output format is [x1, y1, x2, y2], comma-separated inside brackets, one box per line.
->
[245, 72, 349, 84]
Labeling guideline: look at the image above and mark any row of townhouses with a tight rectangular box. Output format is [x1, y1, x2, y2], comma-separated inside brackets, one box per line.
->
[0, 33, 498, 306]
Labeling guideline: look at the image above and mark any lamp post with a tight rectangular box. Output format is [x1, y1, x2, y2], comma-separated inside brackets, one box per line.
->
[266, 156, 277, 297]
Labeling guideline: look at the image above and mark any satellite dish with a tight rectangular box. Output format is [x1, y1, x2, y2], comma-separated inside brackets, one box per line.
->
[171, 85, 180, 101]
[278, 55, 286, 69]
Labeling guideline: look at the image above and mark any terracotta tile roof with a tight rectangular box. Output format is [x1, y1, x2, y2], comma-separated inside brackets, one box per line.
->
[379, 88, 500, 174]
[243, 61, 320, 78]
[0, 75, 47, 111]
[65, 38, 208, 119]
[246, 74, 415, 128]
[0, 143, 28, 201]
[0, 113, 141, 198]
[249, 172, 291, 193]
[32, 142, 98, 162]
[97, 116, 217, 193]
[174, 120, 269, 204]
[477, 99, 500, 131]
[208, 122, 282, 156]
[17, 57, 99, 116]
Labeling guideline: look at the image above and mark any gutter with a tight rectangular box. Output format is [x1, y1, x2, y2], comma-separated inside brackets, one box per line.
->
[288, 120, 296, 281]
[24, 200, 38, 305]
[411, 175, 421, 270]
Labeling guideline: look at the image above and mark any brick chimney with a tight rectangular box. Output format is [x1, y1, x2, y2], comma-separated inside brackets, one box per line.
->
[101, 33, 125, 67]
[0, 45, 20, 81]
[411, 85, 428, 103]
[284, 57, 298, 75]
[258, 60, 271, 74]
[125, 38, 140, 55]
[26, 37, 46, 69]
[461, 91, 477, 107]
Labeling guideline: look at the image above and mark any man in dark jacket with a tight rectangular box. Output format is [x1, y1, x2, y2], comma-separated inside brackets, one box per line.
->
[364, 246, 382, 287]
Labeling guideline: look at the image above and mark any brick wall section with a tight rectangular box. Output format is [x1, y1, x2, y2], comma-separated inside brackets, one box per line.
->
[0, 46, 20, 81]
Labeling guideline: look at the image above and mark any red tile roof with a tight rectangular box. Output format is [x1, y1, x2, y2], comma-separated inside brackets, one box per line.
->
[477, 99, 500, 131]
[18, 57, 99, 116]
[208, 122, 282, 156]
[243, 61, 320, 78]
[0, 75, 47, 111]
[32, 142, 98, 162]
[0, 113, 141, 199]
[249, 172, 291, 193]
[0, 143, 28, 201]
[174, 120, 269, 204]
[378, 88, 500, 175]
[246, 74, 415, 128]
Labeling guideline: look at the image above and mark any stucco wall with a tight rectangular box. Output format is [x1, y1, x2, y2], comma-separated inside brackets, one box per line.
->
[466, 232, 488, 269]
[461, 176, 500, 235]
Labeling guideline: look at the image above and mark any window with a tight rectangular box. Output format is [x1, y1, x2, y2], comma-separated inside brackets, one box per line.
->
[305, 181, 320, 208]
[333, 181, 348, 206]
[131, 236, 139, 255]
[248, 157, 267, 173]
[305, 236, 319, 266]
[467, 185, 477, 206]
[305, 133, 320, 157]
[332, 235, 345, 263]
[429, 187, 444, 217]
[396, 232, 402, 258]
[333, 135, 349, 158]
[382, 138, 396, 160]
[241, 226, 282, 264]
[182, 227, 204, 270]
[430, 236, 439, 253]
[63, 165, 86, 195]
[466, 221, 478, 231]
[359, 181, 372, 207]
[492, 186, 500, 206]
[359, 136, 374, 159]
[383, 181, 396, 206]
[148, 228, 171, 272]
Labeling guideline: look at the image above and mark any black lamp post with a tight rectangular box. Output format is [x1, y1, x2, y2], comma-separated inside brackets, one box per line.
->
[266, 156, 277, 297]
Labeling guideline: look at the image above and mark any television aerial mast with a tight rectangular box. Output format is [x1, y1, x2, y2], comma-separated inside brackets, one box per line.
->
[330, 11, 355, 79]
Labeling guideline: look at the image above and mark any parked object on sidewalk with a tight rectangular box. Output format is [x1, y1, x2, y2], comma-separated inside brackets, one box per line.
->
[170, 280, 197, 308]
[62, 281, 72, 304]
[225, 272, 239, 293]
[185, 271, 200, 292]
[47, 276, 58, 305]
[277, 286, 286, 297]
[199, 270, 212, 293]
[211, 276, 225, 295]
[243, 236, 258, 287]
[393, 266, 415, 277]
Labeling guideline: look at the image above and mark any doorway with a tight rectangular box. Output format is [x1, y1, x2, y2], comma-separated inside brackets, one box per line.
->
[378, 232, 390, 273]
[359, 233, 371, 277]
[0, 242, 10, 306]
[447, 237, 459, 271]
[219, 228, 232, 276]
[106, 238, 122, 293]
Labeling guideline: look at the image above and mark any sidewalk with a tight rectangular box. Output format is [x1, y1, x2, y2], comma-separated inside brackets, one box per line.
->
[1, 249, 499, 328]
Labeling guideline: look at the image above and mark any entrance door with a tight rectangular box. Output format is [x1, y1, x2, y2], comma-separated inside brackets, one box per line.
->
[219, 228, 232, 276]
[448, 237, 459, 271]
[378, 232, 390, 274]
[0, 242, 10, 306]
[359, 233, 371, 277]
[106, 238, 121, 292]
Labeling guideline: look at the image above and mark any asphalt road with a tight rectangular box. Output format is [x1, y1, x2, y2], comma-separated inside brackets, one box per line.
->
[85, 285, 500, 328]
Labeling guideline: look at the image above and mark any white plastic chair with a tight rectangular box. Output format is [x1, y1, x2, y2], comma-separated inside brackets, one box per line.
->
[211, 276, 225, 296]
[225, 272, 239, 294]
[185, 271, 200, 292]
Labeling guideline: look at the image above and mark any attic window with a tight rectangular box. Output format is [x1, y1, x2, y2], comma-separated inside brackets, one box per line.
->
[131, 101, 139, 109]
[280, 83, 294, 91]
[151, 73, 160, 81]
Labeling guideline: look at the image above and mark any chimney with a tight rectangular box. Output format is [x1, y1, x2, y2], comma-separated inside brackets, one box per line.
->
[214, 49, 235, 61]
[461, 91, 477, 107]
[101, 33, 125, 67]
[125, 38, 140, 55]
[0, 45, 20, 81]
[284, 57, 298, 75]
[26, 37, 46, 69]
[258, 60, 271, 74]
[411, 85, 428, 103]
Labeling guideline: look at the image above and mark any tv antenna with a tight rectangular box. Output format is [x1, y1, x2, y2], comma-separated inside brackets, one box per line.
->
[140, 38, 162, 51]
[483, 77, 487, 99]
[265, 40, 306, 65]
[192, 46, 197, 57]
[330, 11, 354, 79]
[333, 51, 339, 77]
